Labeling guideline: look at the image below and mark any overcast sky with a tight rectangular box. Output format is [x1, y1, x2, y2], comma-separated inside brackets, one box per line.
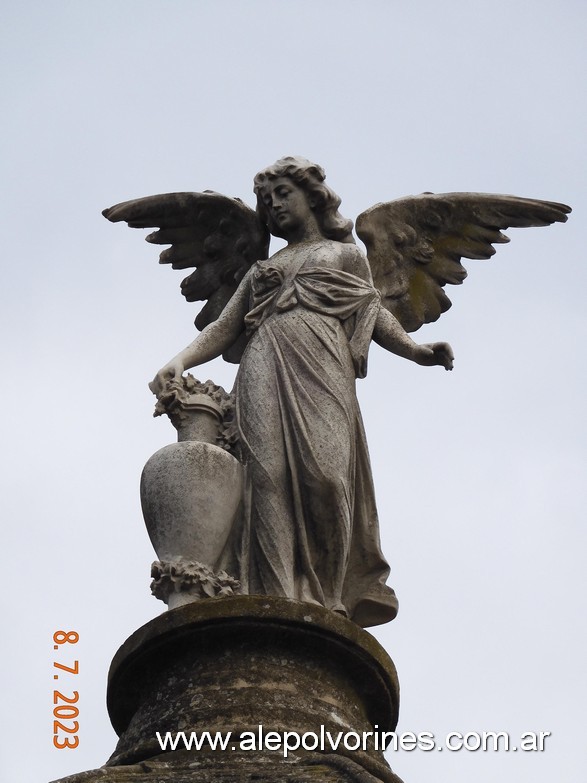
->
[1, 2, 585, 782]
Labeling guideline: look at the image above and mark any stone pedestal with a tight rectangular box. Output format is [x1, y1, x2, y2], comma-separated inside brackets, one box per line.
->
[50, 596, 404, 783]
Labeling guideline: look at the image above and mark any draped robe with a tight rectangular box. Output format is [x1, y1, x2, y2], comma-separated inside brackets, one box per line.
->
[231, 247, 398, 627]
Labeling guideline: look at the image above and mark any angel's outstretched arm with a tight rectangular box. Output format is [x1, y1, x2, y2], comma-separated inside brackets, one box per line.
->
[149, 272, 252, 394]
[373, 307, 454, 370]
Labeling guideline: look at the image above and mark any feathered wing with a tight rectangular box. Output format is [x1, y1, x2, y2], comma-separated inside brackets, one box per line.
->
[355, 193, 571, 332]
[102, 191, 270, 362]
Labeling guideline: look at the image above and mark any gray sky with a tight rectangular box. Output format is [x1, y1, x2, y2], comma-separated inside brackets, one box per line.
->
[1, 2, 585, 782]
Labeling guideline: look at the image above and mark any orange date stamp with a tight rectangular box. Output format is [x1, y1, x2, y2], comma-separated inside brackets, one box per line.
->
[52, 630, 79, 749]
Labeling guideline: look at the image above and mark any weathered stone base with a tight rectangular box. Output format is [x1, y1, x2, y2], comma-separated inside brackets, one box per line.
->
[50, 753, 404, 783]
[50, 596, 404, 783]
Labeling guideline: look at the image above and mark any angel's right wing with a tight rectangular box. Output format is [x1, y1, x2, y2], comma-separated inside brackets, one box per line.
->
[102, 191, 270, 362]
[356, 193, 571, 332]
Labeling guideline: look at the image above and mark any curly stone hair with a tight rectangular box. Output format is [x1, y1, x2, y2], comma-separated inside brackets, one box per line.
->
[253, 156, 355, 243]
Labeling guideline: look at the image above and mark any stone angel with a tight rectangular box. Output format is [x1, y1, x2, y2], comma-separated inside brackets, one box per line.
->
[103, 156, 570, 627]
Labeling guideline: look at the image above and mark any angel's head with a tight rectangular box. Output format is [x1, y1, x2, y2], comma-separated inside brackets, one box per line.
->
[253, 156, 354, 243]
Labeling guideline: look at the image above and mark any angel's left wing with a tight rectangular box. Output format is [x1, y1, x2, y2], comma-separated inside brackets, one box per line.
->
[356, 193, 571, 332]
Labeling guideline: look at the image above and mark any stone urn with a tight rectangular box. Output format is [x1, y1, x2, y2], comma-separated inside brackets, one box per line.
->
[140, 376, 243, 609]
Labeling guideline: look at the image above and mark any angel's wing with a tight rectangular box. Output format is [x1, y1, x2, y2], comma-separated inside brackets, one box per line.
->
[355, 193, 571, 332]
[102, 191, 270, 362]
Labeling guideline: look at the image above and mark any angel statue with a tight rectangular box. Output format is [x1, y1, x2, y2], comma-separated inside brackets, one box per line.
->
[103, 156, 570, 628]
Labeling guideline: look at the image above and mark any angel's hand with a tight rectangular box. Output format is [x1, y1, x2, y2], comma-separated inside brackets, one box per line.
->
[148, 359, 185, 396]
[416, 342, 454, 371]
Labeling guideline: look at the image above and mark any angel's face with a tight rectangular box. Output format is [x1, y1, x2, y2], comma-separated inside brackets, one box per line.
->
[260, 177, 316, 239]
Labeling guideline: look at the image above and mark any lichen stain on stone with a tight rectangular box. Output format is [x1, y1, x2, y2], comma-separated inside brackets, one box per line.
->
[318, 693, 342, 708]
[328, 710, 347, 727]
[231, 678, 252, 689]
[259, 681, 297, 693]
